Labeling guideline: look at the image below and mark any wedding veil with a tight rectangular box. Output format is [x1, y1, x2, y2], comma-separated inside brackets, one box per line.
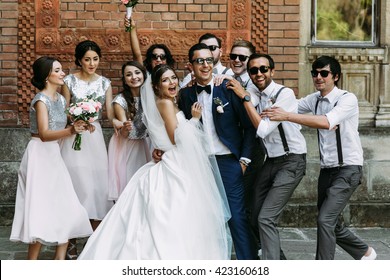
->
[140, 73, 174, 152]
[140, 71, 232, 257]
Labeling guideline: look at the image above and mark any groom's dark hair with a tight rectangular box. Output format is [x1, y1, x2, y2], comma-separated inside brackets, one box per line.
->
[188, 43, 211, 63]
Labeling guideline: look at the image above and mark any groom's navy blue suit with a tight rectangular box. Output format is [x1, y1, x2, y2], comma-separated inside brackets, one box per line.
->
[178, 80, 257, 259]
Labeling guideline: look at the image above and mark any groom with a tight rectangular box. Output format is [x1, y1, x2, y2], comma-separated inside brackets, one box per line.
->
[178, 43, 257, 260]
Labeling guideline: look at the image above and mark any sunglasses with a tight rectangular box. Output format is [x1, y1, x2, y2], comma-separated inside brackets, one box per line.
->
[207, 45, 219, 51]
[151, 54, 167, 61]
[249, 65, 270, 75]
[229, 54, 249, 62]
[311, 70, 331, 78]
[192, 57, 214, 65]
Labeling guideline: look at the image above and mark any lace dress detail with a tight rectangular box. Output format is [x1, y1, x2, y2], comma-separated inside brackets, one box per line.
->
[60, 73, 113, 220]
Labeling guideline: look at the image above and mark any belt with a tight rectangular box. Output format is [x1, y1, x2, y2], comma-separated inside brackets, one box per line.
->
[267, 153, 306, 163]
[215, 153, 236, 159]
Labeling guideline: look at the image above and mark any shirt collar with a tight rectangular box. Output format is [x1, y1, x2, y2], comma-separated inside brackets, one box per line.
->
[236, 72, 250, 81]
[214, 62, 225, 74]
[261, 80, 276, 98]
[317, 86, 341, 104]
[196, 80, 214, 90]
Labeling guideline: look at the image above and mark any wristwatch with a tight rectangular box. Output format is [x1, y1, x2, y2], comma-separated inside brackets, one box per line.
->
[242, 95, 251, 102]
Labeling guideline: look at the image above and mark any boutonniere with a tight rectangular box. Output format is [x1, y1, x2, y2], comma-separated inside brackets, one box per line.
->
[213, 97, 229, 114]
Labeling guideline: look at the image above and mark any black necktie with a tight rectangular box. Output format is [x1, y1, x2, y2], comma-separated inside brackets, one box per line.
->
[197, 84, 211, 94]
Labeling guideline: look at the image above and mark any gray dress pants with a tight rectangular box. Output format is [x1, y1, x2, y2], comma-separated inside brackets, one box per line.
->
[316, 165, 368, 260]
[251, 153, 306, 260]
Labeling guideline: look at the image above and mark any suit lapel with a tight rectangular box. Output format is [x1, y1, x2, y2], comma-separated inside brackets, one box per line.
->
[212, 86, 221, 123]
[189, 87, 197, 104]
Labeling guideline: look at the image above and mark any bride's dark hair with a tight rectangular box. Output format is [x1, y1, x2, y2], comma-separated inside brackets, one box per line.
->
[151, 64, 179, 99]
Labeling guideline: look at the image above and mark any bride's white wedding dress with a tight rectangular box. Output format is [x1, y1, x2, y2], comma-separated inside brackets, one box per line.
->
[79, 80, 231, 259]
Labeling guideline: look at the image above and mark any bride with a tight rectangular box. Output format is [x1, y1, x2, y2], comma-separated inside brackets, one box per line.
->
[78, 64, 232, 260]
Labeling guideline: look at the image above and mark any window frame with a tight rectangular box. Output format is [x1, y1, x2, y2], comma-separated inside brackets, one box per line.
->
[311, 0, 379, 47]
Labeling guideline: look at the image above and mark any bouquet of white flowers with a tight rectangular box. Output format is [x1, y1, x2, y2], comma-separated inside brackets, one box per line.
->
[66, 95, 102, 151]
[121, 0, 139, 32]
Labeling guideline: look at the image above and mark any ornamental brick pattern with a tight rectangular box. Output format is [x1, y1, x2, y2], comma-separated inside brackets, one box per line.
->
[1, 0, 283, 127]
[251, 0, 268, 54]
[18, 0, 36, 126]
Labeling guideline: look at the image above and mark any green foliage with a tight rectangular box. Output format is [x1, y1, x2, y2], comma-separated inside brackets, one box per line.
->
[316, 0, 373, 42]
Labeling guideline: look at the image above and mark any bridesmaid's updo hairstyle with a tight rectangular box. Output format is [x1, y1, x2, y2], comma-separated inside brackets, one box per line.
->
[31, 56, 57, 91]
[74, 40, 101, 67]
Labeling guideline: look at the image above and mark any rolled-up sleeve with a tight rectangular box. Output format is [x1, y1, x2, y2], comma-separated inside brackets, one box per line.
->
[325, 94, 357, 130]
[257, 89, 298, 138]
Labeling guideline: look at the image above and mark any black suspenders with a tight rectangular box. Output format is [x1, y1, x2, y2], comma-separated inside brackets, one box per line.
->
[221, 67, 229, 74]
[270, 87, 290, 155]
[314, 92, 348, 166]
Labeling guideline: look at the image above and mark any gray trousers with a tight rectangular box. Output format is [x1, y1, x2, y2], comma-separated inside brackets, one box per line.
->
[251, 153, 306, 260]
[316, 165, 368, 260]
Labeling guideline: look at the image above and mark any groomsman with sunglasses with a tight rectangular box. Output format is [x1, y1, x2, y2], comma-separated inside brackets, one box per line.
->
[178, 43, 258, 260]
[227, 53, 307, 260]
[180, 33, 233, 87]
[261, 56, 377, 260]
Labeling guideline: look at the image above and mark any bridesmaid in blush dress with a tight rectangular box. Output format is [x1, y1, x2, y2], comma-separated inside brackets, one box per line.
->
[107, 61, 151, 201]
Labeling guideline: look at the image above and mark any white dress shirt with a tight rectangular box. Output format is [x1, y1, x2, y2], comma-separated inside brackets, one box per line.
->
[247, 81, 307, 158]
[196, 82, 231, 156]
[298, 87, 363, 168]
[234, 72, 252, 89]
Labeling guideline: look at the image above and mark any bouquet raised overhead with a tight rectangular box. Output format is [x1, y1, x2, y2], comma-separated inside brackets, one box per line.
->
[66, 95, 102, 151]
[121, 0, 139, 32]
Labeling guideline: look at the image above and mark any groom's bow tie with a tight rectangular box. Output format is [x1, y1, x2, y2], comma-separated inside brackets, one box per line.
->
[197, 84, 211, 94]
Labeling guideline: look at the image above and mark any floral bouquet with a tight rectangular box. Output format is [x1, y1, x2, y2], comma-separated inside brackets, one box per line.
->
[66, 95, 102, 151]
[121, 0, 139, 32]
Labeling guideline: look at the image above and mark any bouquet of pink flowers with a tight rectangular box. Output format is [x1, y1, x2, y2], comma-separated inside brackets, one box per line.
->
[66, 95, 102, 151]
[121, 0, 139, 32]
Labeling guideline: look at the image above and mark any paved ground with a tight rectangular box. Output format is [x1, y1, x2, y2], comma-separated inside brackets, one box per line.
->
[1, 226, 389, 260]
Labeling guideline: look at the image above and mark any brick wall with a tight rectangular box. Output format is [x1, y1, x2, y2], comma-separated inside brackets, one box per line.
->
[268, 0, 300, 93]
[0, 0, 19, 127]
[0, 0, 301, 126]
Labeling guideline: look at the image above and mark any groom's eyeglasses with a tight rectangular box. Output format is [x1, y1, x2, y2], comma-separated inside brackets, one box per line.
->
[192, 57, 214, 65]
[249, 65, 270, 75]
[151, 54, 167, 61]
